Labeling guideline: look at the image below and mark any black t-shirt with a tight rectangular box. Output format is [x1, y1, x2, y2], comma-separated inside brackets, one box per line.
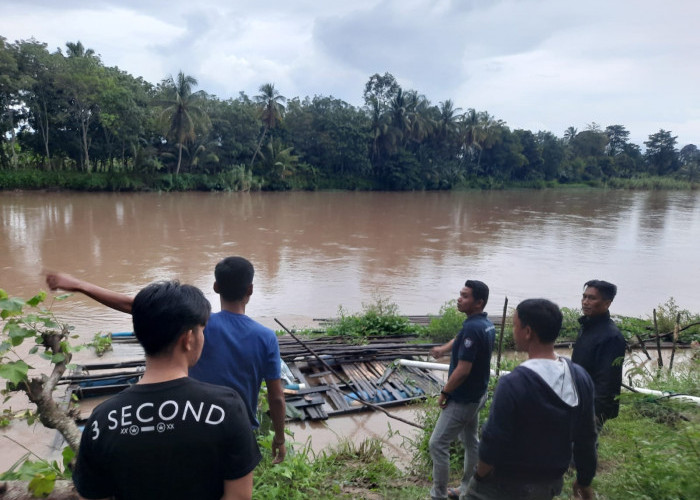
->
[73, 377, 261, 500]
[449, 313, 496, 403]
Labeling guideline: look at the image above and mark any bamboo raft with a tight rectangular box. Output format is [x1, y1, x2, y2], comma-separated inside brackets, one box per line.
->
[63, 332, 444, 423]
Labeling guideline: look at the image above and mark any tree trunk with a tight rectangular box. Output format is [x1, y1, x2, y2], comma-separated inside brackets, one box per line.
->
[175, 143, 183, 175]
[9, 109, 18, 169]
[81, 122, 91, 172]
[38, 100, 51, 169]
[20, 330, 82, 452]
[250, 127, 268, 167]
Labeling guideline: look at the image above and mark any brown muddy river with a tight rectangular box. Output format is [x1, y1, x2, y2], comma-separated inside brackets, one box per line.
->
[1, 189, 699, 469]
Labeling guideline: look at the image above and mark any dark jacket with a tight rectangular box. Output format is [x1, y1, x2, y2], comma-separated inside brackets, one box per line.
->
[572, 311, 627, 421]
[478, 359, 597, 486]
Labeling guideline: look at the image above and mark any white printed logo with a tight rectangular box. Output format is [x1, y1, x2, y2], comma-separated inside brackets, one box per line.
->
[464, 338, 473, 349]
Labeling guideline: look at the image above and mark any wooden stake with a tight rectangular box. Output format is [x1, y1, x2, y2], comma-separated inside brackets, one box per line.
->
[653, 309, 663, 369]
[495, 297, 508, 377]
[669, 313, 680, 371]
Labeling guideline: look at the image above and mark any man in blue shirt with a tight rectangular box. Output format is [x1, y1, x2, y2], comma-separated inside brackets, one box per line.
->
[46, 256, 287, 464]
[73, 280, 261, 500]
[429, 280, 496, 500]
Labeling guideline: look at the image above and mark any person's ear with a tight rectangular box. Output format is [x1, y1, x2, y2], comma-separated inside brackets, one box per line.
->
[180, 329, 195, 352]
[247, 283, 253, 297]
[213, 282, 220, 294]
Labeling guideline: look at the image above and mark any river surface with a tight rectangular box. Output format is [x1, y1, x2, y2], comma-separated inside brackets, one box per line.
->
[1, 189, 699, 469]
[2, 189, 699, 337]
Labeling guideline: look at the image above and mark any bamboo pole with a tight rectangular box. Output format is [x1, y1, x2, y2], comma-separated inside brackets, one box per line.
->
[274, 318, 425, 429]
[669, 313, 680, 372]
[635, 334, 652, 360]
[653, 309, 663, 369]
[495, 297, 508, 377]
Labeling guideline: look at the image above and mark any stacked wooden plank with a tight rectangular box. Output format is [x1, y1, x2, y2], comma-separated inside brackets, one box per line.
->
[282, 357, 444, 421]
[65, 333, 446, 422]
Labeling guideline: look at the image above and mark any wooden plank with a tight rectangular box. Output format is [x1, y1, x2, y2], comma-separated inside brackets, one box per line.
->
[342, 364, 377, 402]
[354, 362, 389, 403]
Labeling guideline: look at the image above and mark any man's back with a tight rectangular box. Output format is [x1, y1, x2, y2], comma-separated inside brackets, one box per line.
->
[479, 359, 596, 482]
[73, 377, 261, 500]
[188, 311, 281, 427]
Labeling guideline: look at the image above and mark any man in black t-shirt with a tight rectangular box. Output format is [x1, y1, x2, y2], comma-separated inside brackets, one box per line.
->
[429, 280, 496, 500]
[73, 281, 261, 500]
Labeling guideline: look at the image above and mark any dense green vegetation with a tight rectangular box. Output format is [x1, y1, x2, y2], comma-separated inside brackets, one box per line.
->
[1, 37, 699, 192]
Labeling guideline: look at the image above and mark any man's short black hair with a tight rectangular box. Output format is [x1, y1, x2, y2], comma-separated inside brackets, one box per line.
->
[215, 256, 255, 301]
[584, 280, 617, 301]
[516, 298, 563, 344]
[132, 281, 211, 356]
[465, 280, 489, 307]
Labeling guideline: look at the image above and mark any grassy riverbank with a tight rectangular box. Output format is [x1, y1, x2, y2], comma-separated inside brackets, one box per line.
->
[253, 349, 699, 499]
[0, 168, 697, 192]
[255, 298, 700, 499]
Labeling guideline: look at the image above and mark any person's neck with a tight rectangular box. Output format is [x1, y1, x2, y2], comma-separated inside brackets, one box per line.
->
[527, 343, 557, 361]
[220, 298, 247, 314]
[138, 356, 189, 384]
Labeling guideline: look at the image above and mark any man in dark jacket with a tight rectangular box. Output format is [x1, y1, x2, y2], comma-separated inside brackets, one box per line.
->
[465, 299, 597, 500]
[572, 280, 627, 428]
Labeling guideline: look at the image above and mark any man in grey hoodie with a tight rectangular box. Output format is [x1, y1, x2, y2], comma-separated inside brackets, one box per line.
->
[464, 299, 597, 500]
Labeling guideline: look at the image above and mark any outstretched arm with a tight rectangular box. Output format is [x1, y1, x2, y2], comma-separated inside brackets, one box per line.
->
[45, 271, 134, 314]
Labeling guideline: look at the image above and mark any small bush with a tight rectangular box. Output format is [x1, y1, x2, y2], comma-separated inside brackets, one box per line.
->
[559, 307, 581, 342]
[424, 300, 464, 344]
[326, 297, 420, 342]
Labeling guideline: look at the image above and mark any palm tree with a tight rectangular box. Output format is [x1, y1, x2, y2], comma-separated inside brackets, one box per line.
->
[250, 83, 286, 167]
[564, 126, 578, 143]
[368, 96, 396, 161]
[405, 91, 434, 144]
[160, 71, 209, 174]
[65, 41, 96, 59]
[437, 100, 461, 140]
[460, 109, 502, 170]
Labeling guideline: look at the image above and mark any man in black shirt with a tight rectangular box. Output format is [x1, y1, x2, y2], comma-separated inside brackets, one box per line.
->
[429, 280, 496, 500]
[572, 279, 627, 429]
[73, 281, 261, 500]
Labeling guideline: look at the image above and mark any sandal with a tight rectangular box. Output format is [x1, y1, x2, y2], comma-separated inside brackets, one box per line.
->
[447, 487, 461, 499]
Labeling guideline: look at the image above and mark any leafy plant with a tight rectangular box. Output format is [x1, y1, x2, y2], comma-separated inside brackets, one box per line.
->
[1, 289, 85, 494]
[424, 300, 464, 343]
[559, 306, 581, 342]
[326, 297, 420, 342]
[89, 332, 113, 357]
[654, 297, 700, 343]
[0, 446, 75, 497]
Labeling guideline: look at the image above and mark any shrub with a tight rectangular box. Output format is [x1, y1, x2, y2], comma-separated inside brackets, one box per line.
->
[424, 300, 464, 343]
[326, 297, 420, 342]
[559, 306, 581, 342]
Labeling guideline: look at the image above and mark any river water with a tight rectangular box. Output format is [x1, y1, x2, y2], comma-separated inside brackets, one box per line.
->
[2, 189, 699, 336]
[1, 189, 699, 469]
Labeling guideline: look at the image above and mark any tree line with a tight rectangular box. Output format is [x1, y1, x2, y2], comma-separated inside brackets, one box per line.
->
[1, 37, 698, 191]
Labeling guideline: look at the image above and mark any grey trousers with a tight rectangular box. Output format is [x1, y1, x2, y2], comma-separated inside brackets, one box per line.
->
[429, 395, 486, 500]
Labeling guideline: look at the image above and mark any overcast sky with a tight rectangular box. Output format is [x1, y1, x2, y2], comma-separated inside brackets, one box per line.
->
[2, 0, 698, 147]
